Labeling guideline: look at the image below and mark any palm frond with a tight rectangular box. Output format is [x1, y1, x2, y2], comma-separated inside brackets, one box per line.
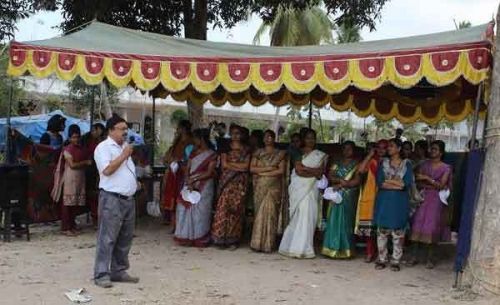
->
[253, 22, 270, 45]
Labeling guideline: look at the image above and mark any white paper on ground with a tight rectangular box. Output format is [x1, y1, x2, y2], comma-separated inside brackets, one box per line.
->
[65, 288, 92, 303]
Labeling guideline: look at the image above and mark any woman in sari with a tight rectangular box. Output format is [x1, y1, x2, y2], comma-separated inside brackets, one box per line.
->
[163, 120, 193, 227]
[211, 125, 251, 250]
[355, 139, 388, 262]
[51, 125, 92, 236]
[409, 140, 451, 269]
[279, 129, 327, 259]
[322, 141, 361, 259]
[374, 138, 413, 272]
[175, 129, 217, 247]
[250, 130, 286, 253]
[81, 123, 106, 227]
[413, 140, 429, 171]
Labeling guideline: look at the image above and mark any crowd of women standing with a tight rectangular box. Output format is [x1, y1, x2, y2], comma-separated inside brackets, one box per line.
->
[163, 120, 453, 272]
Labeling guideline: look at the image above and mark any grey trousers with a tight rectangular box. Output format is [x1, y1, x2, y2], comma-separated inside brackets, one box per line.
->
[94, 190, 135, 280]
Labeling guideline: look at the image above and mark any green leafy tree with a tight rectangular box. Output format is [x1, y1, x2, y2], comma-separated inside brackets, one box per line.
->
[68, 76, 118, 119]
[336, 21, 362, 43]
[0, 47, 25, 116]
[0, 1, 57, 41]
[170, 109, 189, 126]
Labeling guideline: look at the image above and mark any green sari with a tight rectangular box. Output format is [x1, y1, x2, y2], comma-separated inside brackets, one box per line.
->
[322, 160, 360, 259]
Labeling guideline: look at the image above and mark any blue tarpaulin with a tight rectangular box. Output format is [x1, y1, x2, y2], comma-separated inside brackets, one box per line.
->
[0, 110, 144, 147]
[454, 150, 485, 273]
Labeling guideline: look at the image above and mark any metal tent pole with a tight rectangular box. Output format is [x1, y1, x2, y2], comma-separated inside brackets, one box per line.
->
[471, 82, 483, 149]
[151, 96, 156, 165]
[308, 102, 313, 129]
[5, 78, 14, 164]
[89, 86, 96, 129]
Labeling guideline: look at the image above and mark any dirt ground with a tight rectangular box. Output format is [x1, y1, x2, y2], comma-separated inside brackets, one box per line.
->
[0, 219, 499, 305]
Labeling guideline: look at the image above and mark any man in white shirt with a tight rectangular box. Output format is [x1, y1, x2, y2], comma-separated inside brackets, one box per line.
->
[93, 115, 139, 288]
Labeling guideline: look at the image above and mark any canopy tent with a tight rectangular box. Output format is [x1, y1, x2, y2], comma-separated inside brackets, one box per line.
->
[7, 21, 493, 124]
[0, 110, 144, 147]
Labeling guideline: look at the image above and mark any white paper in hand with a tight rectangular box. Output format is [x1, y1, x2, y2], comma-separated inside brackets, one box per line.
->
[316, 175, 328, 190]
[323, 187, 342, 204]
[439, 189, 450, 206]
[170, 161, 179, 173]
[181, 187, 201, 204]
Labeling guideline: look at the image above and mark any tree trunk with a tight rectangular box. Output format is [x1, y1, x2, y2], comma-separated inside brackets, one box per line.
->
[466, 5, 500, 294]
[100, 82, 113, 119]
[272, 106, 280, 134]
[183, 0, 207, 126]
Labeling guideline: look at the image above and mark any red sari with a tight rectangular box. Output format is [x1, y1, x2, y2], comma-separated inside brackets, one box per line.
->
[162, 139, 192, 224]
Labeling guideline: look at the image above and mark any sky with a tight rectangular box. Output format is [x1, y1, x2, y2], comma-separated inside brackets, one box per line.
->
[14, 0, 499, 43]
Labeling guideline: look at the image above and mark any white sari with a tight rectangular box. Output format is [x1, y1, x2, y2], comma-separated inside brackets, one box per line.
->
[279, 149, 326, 258]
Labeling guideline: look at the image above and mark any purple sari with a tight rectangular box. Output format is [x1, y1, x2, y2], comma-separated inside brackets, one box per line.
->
[411, 161, 451, 244]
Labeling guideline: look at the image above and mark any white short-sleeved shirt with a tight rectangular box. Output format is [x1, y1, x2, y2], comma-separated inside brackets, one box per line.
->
[94, 137, 137, 197]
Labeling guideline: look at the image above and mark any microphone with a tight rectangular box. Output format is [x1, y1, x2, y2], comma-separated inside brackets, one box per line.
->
[128, 136, 135, 145]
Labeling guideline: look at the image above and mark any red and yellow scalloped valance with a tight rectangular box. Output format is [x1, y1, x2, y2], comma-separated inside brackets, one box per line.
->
[6, 21, 494, 123]
[8, 46, 490, 94]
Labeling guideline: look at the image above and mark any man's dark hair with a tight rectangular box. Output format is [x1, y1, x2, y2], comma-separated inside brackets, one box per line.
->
[106, 114, 127, 131]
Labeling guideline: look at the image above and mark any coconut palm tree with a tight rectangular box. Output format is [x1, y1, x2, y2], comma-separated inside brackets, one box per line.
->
[336, 21, 362, 43]
[253, 3, 334, 47]
[254, 3, 334, 135]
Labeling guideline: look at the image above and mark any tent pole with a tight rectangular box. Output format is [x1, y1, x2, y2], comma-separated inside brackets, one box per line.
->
[89, 86, 95, 129]
[471, 82, 483, 149]
[308, 102, 313, 129]
[5, 77, 14, 164]
[151, 96, 156, 165]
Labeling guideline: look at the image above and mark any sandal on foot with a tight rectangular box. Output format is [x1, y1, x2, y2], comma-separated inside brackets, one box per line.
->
[390, 264, 401, 272]
[425, 261, 435, 269]
[365, 256, 375, 263]
[406, 258, 419, 267]
[375, 262, 387, 270]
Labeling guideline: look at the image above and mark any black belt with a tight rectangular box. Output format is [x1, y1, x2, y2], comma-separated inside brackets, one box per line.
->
[100, 189, 134, 200]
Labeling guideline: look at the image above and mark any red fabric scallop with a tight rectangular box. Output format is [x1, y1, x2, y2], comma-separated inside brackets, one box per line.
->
[394, 55, 421, 76]
[374, 98, 393, 115]
[170, 62, 190, 80]
[431, 52, 460, 72]
[291, 63, 315, 81]
[228, 63, 250, 82]
[468, 49, 491, 70]
[85, 56, 104, 74]
[32, 50, 52, 68]
[10, 49, 26, 67]
[196, 63, 218, 82]
[358, 58, 384, 78]
[324, 61, 348, 81]
[141, 61, 161, 80]
[58, 53, 76, 71]
[259, 64, 282, 82]
[112, 59, 132, 76]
